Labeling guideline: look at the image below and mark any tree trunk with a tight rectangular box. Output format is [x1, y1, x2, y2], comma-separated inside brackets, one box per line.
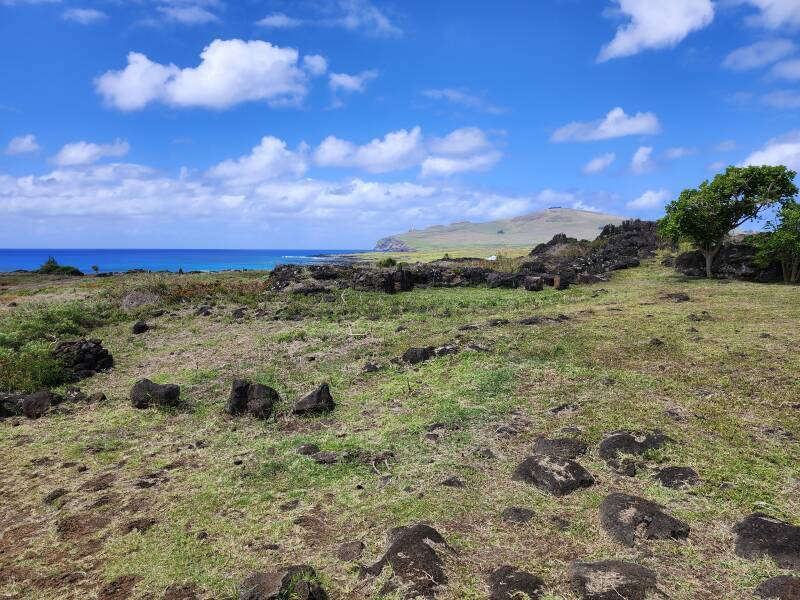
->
[791, 259, 800, 284]
[703, 243, 723, 278]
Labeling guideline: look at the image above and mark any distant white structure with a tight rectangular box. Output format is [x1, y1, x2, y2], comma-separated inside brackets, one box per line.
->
[486, 255, 498, 261]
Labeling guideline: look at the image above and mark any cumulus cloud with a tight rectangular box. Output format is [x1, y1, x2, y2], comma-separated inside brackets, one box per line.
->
[329, 69, 378, 94]
[314, 127, 425, 173]
[156, 0, 223, 24]
[206, 137, 308, 185]
[770, 58, 800, 80]
[313, 126, 502, 177]
[303, 55, 328, 76]
[630, 146, 655, 174]
[96, 40, 315, 111]
[53, 139, 130, 167]
[420, 88, 507, 115]
[627, 188, 670, 209]
[6, 134, 39, 155]
[739, 0, 800, 29]
[722, 39, 796, 70]
[598, 0, 714, 62]
[62, 8, 108, 24]
[256, 12, 303, 28]
[552, 107, 661, 142]
[742, 130, 800, 170]
[582, 152, 616, 175]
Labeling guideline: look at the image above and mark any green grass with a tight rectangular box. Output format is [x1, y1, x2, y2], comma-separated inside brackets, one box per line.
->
[0, 260, 798, 598]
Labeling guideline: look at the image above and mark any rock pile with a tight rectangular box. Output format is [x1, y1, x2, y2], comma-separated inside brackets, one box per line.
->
[668, 238, 782, 282]
[52, 339, 114, 380]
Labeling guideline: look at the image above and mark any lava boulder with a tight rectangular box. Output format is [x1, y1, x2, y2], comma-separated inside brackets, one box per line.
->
[292, 384, 335, 416]
[130, 379, 181, 409]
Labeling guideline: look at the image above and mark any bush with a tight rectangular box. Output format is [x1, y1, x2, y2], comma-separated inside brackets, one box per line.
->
[0, 345, 70, 392]
[36, 256, 84, 276]
[376, 257, 397, 268]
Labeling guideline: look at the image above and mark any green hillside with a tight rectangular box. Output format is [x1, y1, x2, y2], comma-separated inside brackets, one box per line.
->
[375, 208, 627, 251]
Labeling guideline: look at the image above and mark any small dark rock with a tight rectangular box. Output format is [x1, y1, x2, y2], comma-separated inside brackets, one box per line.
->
[132, 321, 149, 334]
[732, 513, 800, 569]
[362, 362, 380, 373]
[598, 430, 673, 476]
[130, 379, 180, 409]
[297, 443, 320, 456]
[649, 337, 664, 347]
[292, 383, 335, 416]
[654, 466, 699, 489]
[336, 540, 365, 562]
[239, 565, 326, 600]
[487, 565, 544, 600]
[599, 493, 689, 547]
[43, 488, 68, 505]
[513, 455, 594, 496]
[569, 560, 656, 600]
[440, 476, 465, 488]
[225, 379, 279, 419]
[21, 390, 57, 419]
[755, 576, 800, 599]
[402, 347, 436, 364]
[122, 518, 158, 534]
[660, 292, 690, 303]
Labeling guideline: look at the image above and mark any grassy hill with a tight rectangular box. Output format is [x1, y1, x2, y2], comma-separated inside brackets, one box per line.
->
[376, 208, 627, 252]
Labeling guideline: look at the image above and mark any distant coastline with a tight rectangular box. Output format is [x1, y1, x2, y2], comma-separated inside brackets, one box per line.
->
[0, 248, 366, 275]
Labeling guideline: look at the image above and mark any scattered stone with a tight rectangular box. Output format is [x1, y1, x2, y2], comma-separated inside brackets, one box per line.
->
[80, 472, 116, 492]
[760, 332, 772, 339]
[279, 500, 300, 512]
[336, 540, 365, 562]
[21, 390, 58, 419]
[457, 324, 479, 331]
[687, 311, 713, 322]
[362, 362, 380, 373]
[598, 430, 673, 476]
[440, 476, 465, 488]
[513, 455, 594, 496]
[487, 318, 509, 327]
[292, 384, 336, 416]
[660, 292, 690, 303]
[548, 403, 579, 415]
[163, 583, 200, 600]
[43, 488, 68, 505]
[495, 425, 519, 436]
[231, 307, 247, 319]
[599, 493, 690, 547]
[130, 379, 180, 409]
[475, 447, 497, 460]
[487, 565, 545, 600]
[98, 575, 140, 600]
[533, 437, 587, 460]
[225, 380, 279, 419]
[313, 451, 346, 465]
[132, 321, 149, 334]
[122, 518, 157, 534]
[524, 276, 544, 292]
[755, 576, 800, 599]
[732, 513, 800, 569]
[654, 466, 699, 489]
[649, 337, 665, 347]
[239, 565, 327, 600]
[364, 524, 449, 598]
[195, 306, 212, 316]
[297, 443, 320, 456]
[402, 347, 436, 364]
[52, 339, 114, 380]
[501, 507, 534, 524]
[568, 560, 656, 600]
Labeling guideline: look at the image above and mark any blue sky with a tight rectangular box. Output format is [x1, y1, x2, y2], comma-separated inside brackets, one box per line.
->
[1, 0, 800, 248]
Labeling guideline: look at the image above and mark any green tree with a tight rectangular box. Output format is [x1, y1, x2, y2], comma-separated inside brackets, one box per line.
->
[91, 265, 100, 274]
[756, 201, 800, 283]
[661, 165, 798, 277]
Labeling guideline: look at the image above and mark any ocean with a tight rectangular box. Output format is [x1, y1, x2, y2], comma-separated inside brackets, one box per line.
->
[0, 249, 364, 274]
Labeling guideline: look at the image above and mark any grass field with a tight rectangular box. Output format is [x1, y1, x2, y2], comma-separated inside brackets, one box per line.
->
[1, 259, 799, 599]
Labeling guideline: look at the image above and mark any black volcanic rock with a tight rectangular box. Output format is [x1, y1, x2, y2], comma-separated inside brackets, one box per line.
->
[569, 560, 656, 600]
[599, 493, 689, 547]
[513, 455, 594, 496]
[733, 513, 800, 569]
[292, 384, 335, 416]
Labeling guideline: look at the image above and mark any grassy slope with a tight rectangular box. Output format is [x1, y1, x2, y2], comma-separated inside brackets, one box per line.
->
[1, 262, 799, 599]
[382, 208, 625, 251]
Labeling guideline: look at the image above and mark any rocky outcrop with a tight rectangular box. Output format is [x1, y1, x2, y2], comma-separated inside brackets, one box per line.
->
[374, 236, 414, 252]
[52, 339, 114, 380]
[130, 379, 180, 409]
[239, 565, 327, 600]
[670, 239, 782, 282]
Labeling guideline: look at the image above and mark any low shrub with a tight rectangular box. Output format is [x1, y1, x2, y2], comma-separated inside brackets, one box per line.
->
[36, 257, 84, 277]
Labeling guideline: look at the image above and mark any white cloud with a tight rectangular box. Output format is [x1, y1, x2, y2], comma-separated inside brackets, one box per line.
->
[155, 0, 223, 24]
[627, 188, 670, 209]
[552, 107, 661, 142]
[62, 8, 108, 24]
[598, 0, 714, 62]
[742, 130, 800, 170]
[257, 12, 303, 28]
[582, 152, 616, 174]
[53, 139, 130, 167]
[96, 40, 314, 111]
[428, 127, 491, 156]
[571, 200, 600, 212]
[708, 160, 727, 171]
[739, 0, 800, 29]
[6, 134, 39, 155]
[314, 127, 425, 173]
[630, 146, 655, 174]
[420, 88, 507, 114]
[722, 39, 796, 70]
[762, 89, 800, 108]
[329, 69, 378, 94]
[420, 151, 502, 178]
[770, 58, 800, 80]
[206, 137, 308, 185]
[665, 146, 696, 159]
[303, 55, 328, 76]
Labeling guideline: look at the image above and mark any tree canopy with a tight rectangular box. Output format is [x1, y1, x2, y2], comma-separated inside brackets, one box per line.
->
[660, 165, 798, 277]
